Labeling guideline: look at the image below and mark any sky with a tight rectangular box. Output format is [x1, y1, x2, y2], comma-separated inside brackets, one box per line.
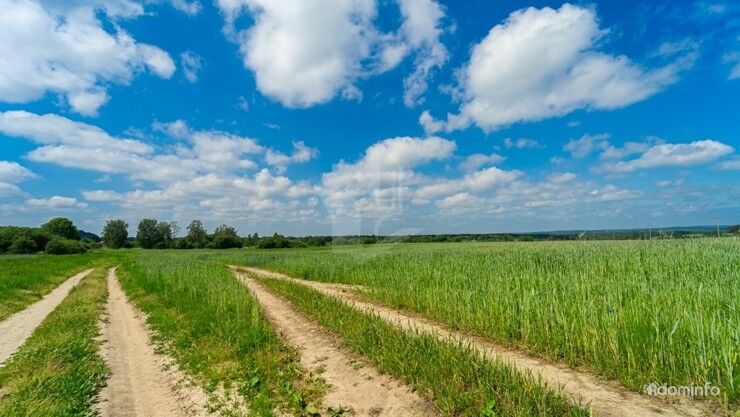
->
[0, 0, 738, 236]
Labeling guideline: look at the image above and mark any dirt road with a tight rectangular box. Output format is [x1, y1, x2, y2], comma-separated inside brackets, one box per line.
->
[237, 272, 436, 417]
[0, 268, 92, 366]
[97, 268, 212, 417]
[235, 265, 715, 417]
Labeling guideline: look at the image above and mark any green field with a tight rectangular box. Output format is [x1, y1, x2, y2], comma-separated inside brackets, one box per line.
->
[0, 252, 110, 321]
[224, 238, 740, 406]
[1, 239, 737, 415]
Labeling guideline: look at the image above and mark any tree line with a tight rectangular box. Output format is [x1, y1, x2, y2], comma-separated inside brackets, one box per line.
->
[0, 217, 101, 254]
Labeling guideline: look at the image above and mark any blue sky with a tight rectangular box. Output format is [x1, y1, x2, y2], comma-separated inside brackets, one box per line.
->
[0, 0, 738, 236]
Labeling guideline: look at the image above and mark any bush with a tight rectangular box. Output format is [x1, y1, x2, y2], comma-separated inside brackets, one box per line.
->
[45, 238, 86, 255]
[10, 236, 39, 254]
[211, 235, 242, 249]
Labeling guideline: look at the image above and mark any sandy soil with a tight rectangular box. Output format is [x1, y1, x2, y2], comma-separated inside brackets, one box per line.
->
[97, 267, 212, 417]
[236, 272, 437, 417]
[235, 265, 716, 417]
[0, 268, 92, 366]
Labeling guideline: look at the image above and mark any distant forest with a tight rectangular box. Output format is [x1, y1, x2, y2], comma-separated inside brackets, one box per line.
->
[2, 217, 738, 254]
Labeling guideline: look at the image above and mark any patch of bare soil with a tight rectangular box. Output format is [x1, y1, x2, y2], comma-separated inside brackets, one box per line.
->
[235, 265, 717, 417]
[235, 271, 436, 417]
[0, 269, 92, 366]
[97, 267, 213, 417]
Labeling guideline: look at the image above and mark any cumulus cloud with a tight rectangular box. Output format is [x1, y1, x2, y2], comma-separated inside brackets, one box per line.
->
[598, 140, 734, 172]
[180, 51, 203, 83]
[169, 0, 201, 16]
[503, 138, 541, 149]
[564, 133, 610, 158]
[26, 195, 88, 209]
[0, 161, 35, 197]
[0, 0, 175, 116]
[217, 0, 448, 108]
[424, 4, 693, 131]
[459, 153, 505, 172]
[265, 141, 319, 173]
[394, 0, 449, 106]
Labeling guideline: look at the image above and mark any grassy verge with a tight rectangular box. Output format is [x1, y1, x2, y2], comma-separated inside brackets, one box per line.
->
[0, 267, 108, 417]
[229, 239, 739, 406]
[117, 251, 323, 416]
[260, 276, 588, 417]
[0, 252, 111, 320]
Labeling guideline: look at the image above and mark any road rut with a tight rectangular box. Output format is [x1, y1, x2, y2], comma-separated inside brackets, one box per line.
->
[235, 265, 716, 417]
[236, 272, 436, 417]
[97, 267, 212, 417]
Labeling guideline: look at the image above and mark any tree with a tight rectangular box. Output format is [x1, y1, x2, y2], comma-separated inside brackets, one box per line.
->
[729, 225, 740, 235]
[211, 224, 242, 249]
[102, 219, 129, 249]
[9, 236, 38, 254]
[186, 220, 209, 248]
[137, 219, 160, 249]
[41, 217, 80, 240]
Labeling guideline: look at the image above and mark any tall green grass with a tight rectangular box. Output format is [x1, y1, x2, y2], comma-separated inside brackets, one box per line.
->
[261, 276, 587, 416]
[227, 239, 739, 406]
[0, 267, 108, 417]
[0, 252, 111, 320]
[118, 251, 323, 416]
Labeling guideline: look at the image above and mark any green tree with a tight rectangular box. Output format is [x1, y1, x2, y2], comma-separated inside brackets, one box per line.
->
[9, 236, 38, 254]
[186, 220, 209, 248]
[40, 217, 80, 240]
[102, 219, 129, 249]
[136, 219, 159, 249]
[211, 224, 242, 249]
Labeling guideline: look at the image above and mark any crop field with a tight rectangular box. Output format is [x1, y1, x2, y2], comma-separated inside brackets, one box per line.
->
[0, 238, 737, 416]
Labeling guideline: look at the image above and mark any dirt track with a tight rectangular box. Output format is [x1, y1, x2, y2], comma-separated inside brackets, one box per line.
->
[0, 268, 92, 366]
[97, 268, 212, 417]
[235, 265, 715, 417]
[236, 272, 436, 417]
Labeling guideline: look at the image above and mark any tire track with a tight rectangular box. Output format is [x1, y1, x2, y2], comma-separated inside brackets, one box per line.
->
[97, 267, 212, 417]
[236, 272, 437, 417]
[233, 265, 716, 417]
[0, 268, 92, 366]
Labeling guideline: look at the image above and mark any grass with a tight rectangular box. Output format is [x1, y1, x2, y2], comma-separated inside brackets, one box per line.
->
[226, 238, 740, 407]
[117, 251, 323, 416]
[0, 252, 111, 320]
[260, 275, 588, 416]
[0, 267, 108, 417]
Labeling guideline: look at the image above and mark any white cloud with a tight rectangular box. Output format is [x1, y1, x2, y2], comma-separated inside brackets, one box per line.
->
[0, 111, 152, 153]
[169, 0, 201, 16]
[503, 137, 540, 149]
[394, 0, 448, 106]
[599, 140, 734, 172]
[0, 0, 175, 116]
[419, 109, 444, 134]
[0, 161, 36, 184]
[265, 141, 319, 173]
[564, 133, 610, 158]
[717, 158, 740, 170]
[180, 51, 203, 83]
[217, 0, 448, 108]
[2, 113, 266, 183]
[425, 4, 693, 131]
[26, 195, 87, 209]
[459, 153, 505, 172]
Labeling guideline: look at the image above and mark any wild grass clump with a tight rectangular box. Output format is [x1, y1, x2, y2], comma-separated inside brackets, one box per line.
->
[228, 238, 739, 407]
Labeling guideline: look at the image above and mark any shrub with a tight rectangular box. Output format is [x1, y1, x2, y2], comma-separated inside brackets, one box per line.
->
[10, 236, 39, 254]
[45, 238, 86, 254]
